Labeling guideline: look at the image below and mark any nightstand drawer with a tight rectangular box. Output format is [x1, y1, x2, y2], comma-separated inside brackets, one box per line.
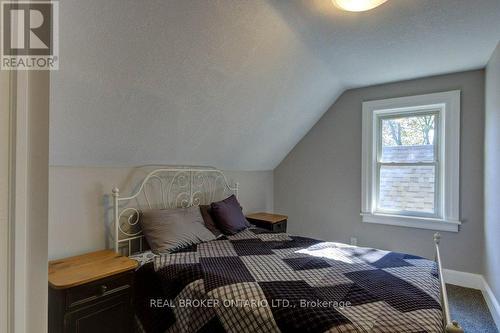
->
[66, 272, 133, 308]
[249, 218, 287, 233]
[272, 220, 287, 233]
[65, 293, 131, 333]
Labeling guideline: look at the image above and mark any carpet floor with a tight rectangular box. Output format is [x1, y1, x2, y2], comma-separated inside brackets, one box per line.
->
[447, 284, 498, 333]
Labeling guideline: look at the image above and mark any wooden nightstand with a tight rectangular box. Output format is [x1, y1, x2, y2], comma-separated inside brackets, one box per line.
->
[48, 250, 138, 333]
[246, 212, 288, 233]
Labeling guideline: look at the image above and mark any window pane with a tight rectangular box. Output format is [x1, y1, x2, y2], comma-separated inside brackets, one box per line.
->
[381, 114, 436, 162]
[378, 165, 435, 214]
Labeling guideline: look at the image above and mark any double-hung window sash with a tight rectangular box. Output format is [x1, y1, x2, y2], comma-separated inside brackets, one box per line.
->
[375, 111, 440, 218]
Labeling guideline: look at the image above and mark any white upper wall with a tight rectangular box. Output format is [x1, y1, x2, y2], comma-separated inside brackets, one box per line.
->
[48, 166, 274, 259]
[50, 0, 500, 170]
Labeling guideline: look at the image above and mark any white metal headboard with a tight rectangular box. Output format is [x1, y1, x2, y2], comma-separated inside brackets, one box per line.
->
[111, 166, 239, 256]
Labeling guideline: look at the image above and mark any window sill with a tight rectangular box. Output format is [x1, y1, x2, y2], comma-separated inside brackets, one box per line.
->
[360, 213, 460, 232]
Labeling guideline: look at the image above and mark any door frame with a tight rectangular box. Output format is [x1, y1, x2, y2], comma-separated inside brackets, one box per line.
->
[1, 69, 50, 333]
[0, 69, 14, 333]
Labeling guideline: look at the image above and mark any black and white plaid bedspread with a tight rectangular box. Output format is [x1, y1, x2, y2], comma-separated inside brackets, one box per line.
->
[137, 228, 443, 333]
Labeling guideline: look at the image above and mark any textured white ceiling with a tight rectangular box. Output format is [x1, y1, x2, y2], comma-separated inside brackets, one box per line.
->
[50, 0, 500, 170]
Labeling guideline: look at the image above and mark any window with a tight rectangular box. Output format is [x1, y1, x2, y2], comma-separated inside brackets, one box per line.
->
[361, 91, 461, 232]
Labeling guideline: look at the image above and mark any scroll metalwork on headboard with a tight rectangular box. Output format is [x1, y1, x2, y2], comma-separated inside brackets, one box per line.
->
[111, 167, 239, 256]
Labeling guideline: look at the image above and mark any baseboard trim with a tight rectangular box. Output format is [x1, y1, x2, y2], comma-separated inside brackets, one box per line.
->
[481, 276, 500, 331]
[443, 269, 484, 289]
[443, 269, 500, 330]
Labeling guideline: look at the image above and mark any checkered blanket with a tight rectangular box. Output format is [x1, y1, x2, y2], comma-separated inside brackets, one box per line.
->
[139, 228, 443, 333]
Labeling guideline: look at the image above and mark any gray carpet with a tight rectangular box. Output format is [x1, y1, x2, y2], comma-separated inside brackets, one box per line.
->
[447, 284, 498, 333]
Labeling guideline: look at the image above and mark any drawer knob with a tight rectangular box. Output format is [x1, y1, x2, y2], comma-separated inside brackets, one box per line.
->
[99, 284, 108, 295]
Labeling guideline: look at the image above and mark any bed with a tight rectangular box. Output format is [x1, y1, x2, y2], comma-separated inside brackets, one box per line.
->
[109, 166, 463, 333]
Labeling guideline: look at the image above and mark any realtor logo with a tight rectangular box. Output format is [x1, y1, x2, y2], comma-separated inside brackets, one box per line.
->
[1, 1, 59, 70]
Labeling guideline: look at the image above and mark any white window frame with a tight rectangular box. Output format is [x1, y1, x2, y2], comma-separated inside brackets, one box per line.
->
[361, 91, 461, 232]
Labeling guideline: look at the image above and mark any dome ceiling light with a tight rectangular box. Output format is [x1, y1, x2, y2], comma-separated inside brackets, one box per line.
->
[333, 0, 388, 12]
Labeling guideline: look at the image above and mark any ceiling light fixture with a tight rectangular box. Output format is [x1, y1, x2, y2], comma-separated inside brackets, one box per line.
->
[333, 0, 388, 12]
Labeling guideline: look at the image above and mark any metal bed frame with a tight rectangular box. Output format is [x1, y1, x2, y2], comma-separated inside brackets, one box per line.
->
[111, 166, 238, 255]
[110, 166, 463, 333]
[434, 233, 464, 333]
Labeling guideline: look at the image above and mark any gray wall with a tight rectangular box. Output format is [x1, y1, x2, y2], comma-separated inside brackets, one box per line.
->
[274, 70, 484, 273]
[49, 166, 273, 259]
[484, 43, 500, 300]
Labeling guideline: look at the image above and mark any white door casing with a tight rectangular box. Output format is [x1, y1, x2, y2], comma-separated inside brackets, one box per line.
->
[0, 69, 50, 333]
[0, 67, 13, 333]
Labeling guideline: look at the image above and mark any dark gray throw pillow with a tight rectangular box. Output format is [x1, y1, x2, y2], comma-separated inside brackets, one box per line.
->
[210, 195, 249, 235]
[199, 205, 223, 237]
[140, 206, 216, 254]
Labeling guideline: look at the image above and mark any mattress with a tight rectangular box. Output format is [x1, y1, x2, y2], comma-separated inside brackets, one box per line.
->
[132, 228, 443, 333]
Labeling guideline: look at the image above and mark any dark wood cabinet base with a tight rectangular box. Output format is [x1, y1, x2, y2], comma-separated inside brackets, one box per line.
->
[250, 219, 287, 232]
[49, 266, 135, 333]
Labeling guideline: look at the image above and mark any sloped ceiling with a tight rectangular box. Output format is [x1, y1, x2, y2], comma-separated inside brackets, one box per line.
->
[50, 0, 500, 170]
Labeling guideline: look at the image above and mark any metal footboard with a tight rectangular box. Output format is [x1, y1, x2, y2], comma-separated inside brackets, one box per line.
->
[434, 233, 464, 333]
